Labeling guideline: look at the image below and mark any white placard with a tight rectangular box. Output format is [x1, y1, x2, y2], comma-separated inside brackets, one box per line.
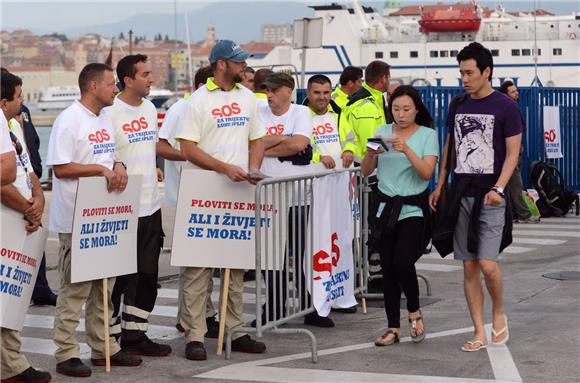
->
[543, 106, 563, 159]
[171, 169, 283, 270]
[308, 172, 357, 317]
[71, 176, 141, 283]
[0, 212, 47, 331]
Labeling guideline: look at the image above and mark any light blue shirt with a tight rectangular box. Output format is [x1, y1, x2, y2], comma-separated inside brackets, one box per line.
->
[376, 124, 439, 221]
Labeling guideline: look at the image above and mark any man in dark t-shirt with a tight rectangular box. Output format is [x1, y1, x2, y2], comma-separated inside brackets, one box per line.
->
[429, 42, 522, 352]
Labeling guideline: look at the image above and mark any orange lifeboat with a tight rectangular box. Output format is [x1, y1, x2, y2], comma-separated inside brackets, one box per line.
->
[419, 3, 481, 33]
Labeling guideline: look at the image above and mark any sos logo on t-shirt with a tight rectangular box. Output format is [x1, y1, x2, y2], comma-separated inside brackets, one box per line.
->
[312, 122, 339, 145]
[122, 116, 157, 143]
[88, 128, 115, 155]
[266, 124, 285, 136]
[211, 102, 250, 128]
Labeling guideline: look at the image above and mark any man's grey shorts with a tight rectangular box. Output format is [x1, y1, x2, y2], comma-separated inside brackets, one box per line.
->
[454, 196, 506, 262]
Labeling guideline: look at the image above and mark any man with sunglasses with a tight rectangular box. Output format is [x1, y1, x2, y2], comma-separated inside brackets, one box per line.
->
[0, 70, 52, 383]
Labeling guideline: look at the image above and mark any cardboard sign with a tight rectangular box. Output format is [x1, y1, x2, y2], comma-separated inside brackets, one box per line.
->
[0, 211, 47, 331]
[543, 106, 563, 159]
[71, 176, 141, 283]
[171, 169, 284, 270]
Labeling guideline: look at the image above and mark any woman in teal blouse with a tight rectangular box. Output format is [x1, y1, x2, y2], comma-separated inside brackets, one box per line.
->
[361, 85, 439, 346]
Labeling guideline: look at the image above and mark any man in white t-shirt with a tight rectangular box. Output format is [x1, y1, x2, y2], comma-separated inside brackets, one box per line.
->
[0, 119, 15, 186]
[47, 63, 141, 378]
[304, 74, 352, 170]
[259, 72, 336, 328]
[174, 39, 267, 361]
[156, 66, 220, 338]
[0, 69, 52, 383]
[106, 54, 172, 357]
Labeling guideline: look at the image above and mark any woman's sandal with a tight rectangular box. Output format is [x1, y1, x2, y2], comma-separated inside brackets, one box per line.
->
[492, 314, 509, 346]
[375, 329, 400, 347]
[461, 339, 487, 352]
[409, 313, 426, 343]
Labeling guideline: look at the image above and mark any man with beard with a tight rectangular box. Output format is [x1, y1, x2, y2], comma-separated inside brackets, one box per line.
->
[175, 40, 267, 361]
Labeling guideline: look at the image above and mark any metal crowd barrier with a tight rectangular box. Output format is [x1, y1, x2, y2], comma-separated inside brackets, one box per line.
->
[225, 168, 431, 361]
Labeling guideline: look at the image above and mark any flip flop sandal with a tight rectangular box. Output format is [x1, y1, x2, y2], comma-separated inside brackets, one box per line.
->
[375, 329, 400, 347]
[492, 314, 509, 346]
[409, 314, 425, 343]
[461, 340, 487, 352]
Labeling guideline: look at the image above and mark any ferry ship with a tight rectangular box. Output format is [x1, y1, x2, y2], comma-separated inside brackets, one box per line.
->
[248, 1, 580, 87]
[37, 86, 81, 111]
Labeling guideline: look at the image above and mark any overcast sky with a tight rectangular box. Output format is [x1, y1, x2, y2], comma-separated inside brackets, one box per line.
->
[1, 0, 578, 35]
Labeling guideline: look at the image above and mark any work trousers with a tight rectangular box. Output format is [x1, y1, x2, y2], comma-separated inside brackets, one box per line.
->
[52, 233, 121, 363]
[111, 209, 163, 342]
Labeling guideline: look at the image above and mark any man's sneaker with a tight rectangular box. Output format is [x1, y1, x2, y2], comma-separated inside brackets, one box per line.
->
[304, 312, 335, 327]
[176, 322, 185, 332]
[4, 366, 52, 382]
[122, 335, 172, 357]
[91, 350, 142, 367]
[231, 335, 266, 354]
[205, 315, 219, 339]
[56, 358, 91, 378]
[185, 341, 207, 361]
[518, 216, 540, 224]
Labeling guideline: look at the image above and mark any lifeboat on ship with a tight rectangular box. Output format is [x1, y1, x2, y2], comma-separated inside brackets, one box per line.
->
[419, 2, 481, 33]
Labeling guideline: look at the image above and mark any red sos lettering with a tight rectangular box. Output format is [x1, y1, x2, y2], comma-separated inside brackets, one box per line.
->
[122, 117, 149, 133]
[88, 129, 111, 144]
[544, 129, 557, 142]
[312, 123, 334, 136]
[267, 124, 284, 135]
[313, 232, 340, 280]
[211, 102, 241, 118]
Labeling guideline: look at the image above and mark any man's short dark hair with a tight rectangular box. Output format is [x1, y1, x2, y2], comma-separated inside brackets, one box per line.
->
[244, 66, 255, 74]
[253, 68, 274, 91]
[194, 66, 214, 89]
[1, 71, 23, 101]
[499, 80, 515, 94]
[339, 66, 363, 86]
[364, 61, 391, 84]
[457, 42, 494, 80]
[307, 74, 332, 89]
[78, 63, 113, 94]
[116, 54, 148, 87]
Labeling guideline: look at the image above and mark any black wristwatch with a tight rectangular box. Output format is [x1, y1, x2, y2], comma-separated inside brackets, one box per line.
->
[114, 161, 127, 170]
[491, 186, 505, 198]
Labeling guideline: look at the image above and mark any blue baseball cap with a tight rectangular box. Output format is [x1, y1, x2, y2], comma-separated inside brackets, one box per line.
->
[209, 40, 251, 64]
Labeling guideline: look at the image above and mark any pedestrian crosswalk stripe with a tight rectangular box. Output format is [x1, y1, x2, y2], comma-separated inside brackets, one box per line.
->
[502, 246, 538, 254]
[513, 230, 580, 238]
[151, 304, 254, 323]
[540, 217, 580, 223]
[21, 337, 92, 358]
[512, 238, 567, 245]
[513, 223, 580, 230]
[415, 264, 462, 272]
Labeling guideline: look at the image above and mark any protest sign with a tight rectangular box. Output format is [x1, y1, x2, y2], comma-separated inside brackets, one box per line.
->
[308, 172, 357, 317]
[171, 169, 283, 270]
[71, 175, 141, 283]
[0, 211, 47, 331]
[543, 106, 563, 159]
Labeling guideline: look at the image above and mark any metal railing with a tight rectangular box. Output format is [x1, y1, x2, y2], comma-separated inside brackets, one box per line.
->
[225, 168, 432, 362]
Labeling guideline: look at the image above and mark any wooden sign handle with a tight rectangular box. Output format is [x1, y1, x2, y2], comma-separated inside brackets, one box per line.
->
[216, 268, 231, 355]
[102, 278, 111, 372]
